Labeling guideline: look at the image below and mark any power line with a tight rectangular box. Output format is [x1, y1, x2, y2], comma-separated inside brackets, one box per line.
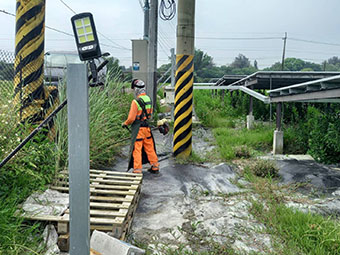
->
[196, 36, 282, 40]
[1, 9, 131, 51]
[138, 0, 145, 11]
[0, 9, 15, 17]
[97, 32, 132, 51]
[58, 0, 77, 15]
[289, 37, 340, 47]
[57, 0, 131, 51]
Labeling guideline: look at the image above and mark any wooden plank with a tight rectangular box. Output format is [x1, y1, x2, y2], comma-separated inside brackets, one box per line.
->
[64, 209, 127, 217]
[90, 202, 130, 209]
[90, 196, 133, 203]
[58, 234, 70, 252]
[25, 214, 68, 222]
[27, 214, 125, 225]
[54, 182, 139, 191]
[90, 169, 142, 177]
[59, 170, 142, 178]
[59, 172, 142, 181]
[57, 177, 141, 185]
[51, 186, 136, 196]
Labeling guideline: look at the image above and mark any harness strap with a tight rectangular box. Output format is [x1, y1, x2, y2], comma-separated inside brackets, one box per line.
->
[137, 97, 152, 120]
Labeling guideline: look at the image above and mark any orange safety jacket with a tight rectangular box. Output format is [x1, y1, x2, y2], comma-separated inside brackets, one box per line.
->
[124, 93, 152, 125]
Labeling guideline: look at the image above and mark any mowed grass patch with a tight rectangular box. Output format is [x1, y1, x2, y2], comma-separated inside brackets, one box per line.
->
[213, 124, 273, 160]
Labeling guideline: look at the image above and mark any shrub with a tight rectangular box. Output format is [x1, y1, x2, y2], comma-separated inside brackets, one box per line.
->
[307, 107, 340, 164]
[247, 159, 279, 178]
[234, 145, 251, 158]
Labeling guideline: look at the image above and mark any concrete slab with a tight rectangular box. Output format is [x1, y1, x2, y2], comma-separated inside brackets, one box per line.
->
[90, 230, 145, 255]
[22, 189, 69, 217]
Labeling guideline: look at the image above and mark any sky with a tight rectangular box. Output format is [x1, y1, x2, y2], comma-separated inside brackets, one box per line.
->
[1, 0, 340, 69]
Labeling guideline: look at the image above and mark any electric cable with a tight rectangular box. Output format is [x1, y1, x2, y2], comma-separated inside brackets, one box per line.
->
[1, 9, 131, 51]
[138, 0, 145, 11]
[196, 36, 282, 40]
[57, 0, 131, 51]
[289, 37, 340, 47]
[159, 0, 176, 21]
[58, 0, 77, 15]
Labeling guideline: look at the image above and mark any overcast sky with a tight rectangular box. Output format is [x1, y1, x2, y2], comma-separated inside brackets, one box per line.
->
[1, 0, 340, 68]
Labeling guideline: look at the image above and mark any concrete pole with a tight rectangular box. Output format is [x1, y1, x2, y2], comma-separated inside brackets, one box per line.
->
[14, 0, 46, 123]
[143, 0, 150, 40]
[273, 102, 283, 154]
[247, 86, 254, 129]
[67, 64, 90, 255]
[14, 0, 58, 139]
[147, 0, 158, 109]
[173, 0, 195, 158]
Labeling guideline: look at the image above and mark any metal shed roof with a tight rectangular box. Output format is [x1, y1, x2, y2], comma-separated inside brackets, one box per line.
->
[268, 74, 340, 103]
[228, 71, 340, 90]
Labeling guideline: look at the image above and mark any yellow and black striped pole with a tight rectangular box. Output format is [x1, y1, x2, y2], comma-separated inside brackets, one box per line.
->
[173, 0, 195, 157]
[173, 55, 194, 157]
[14, 0, 45, 123]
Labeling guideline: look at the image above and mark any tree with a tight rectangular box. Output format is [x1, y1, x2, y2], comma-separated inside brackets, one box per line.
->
[194, 49, 214, 70]
[230, 54, 250, 69]
[265, 58, 322, 71]
[194, 49, 215, 81]
[327, 56, 340, 66]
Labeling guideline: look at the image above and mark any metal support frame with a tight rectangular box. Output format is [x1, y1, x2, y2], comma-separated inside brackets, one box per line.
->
[67, 64, 90, 255]
[193, 85, 270, 104]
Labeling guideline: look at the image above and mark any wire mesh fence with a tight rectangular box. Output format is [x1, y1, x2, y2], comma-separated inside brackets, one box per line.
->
[0, 49, 59, 142]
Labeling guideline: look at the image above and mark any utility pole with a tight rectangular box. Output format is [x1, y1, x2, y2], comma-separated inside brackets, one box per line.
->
[173, 0, 196, 158]
[170, 48, 175, 87]
[14, 0, 46, 123]
[143, 0, 150, 40]
[147, 0, 158, 109]
[281, 32, 287, 71]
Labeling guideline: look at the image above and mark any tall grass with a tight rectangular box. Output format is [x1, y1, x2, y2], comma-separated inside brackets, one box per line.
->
[1, 83, 57, 254]
[0, 66, 133, 253]
[54, 65, 132, 169]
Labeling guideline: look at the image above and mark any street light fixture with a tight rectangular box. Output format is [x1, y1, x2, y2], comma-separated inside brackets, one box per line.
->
[71, 12, 104, 84]
[71, 12, 101, 61]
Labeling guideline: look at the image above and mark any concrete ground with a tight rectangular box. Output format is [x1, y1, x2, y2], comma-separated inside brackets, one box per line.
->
[54, 125, 340, 255]
[111, 127, 340, 254]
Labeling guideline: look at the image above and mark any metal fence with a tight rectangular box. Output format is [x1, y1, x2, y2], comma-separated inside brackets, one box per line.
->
[0, 49, 58, 141]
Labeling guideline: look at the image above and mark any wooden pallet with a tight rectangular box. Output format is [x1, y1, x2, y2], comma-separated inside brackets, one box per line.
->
[24, 169, 142, 250]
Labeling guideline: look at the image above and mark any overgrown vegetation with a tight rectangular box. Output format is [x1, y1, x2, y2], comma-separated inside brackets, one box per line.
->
[0, 66, 132, 254]
[194, 90, 274, 161]
[194, 87, 340, 164]
[194, 85, 340, 254]
[54, 66, 133, 170]
[0, 84, 57, 253]
[242, 165, 340, 255]
[245, 159, 279, 178]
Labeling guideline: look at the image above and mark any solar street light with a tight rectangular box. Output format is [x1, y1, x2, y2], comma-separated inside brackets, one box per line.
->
[71, 12, 101, 61]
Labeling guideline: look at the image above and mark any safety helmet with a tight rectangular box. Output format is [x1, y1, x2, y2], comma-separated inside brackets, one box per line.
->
[131, 79, 145, 89]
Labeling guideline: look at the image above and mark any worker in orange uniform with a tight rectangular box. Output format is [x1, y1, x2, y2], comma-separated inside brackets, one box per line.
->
[122, 79, 159, 174]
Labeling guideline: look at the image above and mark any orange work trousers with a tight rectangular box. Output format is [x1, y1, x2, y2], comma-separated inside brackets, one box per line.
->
[133, 127, 159, 171]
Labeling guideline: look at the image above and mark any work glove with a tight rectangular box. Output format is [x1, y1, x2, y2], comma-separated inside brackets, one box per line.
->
[121, 122, 127, 129]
